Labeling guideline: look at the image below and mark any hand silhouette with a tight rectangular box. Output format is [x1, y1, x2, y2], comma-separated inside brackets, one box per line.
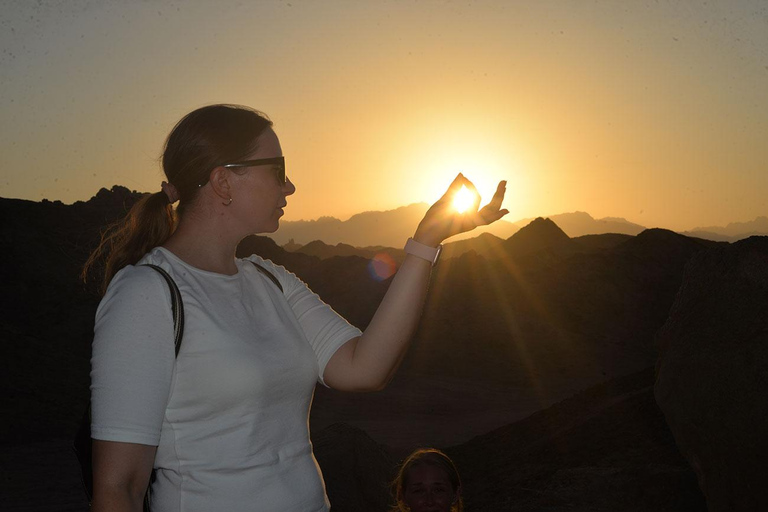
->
[414, 173, 509, 246]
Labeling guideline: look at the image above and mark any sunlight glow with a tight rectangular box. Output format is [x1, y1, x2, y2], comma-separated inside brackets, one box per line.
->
[452, 185, 475, 213]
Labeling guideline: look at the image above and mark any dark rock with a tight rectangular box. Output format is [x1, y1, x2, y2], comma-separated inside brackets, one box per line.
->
[655, 236, 768, 511]
[502, 217, 573, 260]
[448, 368, 706, 511]
[439, 232, 505, 260]
[312, 423, 394, 512]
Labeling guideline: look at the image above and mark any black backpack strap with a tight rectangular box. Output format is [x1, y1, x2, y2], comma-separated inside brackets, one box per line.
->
[139, 264, 185, 510]
[76, 263, 185, 505]
[141, 264, 184, 357]
[250, 261, 283, 293]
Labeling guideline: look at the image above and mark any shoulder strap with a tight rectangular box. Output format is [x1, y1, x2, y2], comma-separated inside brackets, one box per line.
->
[139, 264, 184, 510]
[250, 261, 284, 293]
[141, 264, 185, 357]
[76, 263, 185, 504]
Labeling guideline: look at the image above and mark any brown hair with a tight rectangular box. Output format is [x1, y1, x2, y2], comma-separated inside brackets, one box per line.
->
[82, 104, 273, 293]
[391, 448, 463, 512]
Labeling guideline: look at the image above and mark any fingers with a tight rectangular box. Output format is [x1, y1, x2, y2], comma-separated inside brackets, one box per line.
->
[476, 181, 508, 225]
[486, 180, 506, 211]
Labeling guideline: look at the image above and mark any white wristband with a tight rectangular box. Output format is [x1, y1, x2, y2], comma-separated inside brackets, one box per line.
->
[404, 238, 442, 266]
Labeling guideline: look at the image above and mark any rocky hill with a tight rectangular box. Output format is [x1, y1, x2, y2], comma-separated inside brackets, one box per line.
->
[1, 187, 728, 510]
[655, 236, 768, 511]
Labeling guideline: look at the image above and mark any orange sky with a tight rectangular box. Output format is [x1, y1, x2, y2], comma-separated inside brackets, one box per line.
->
[1, 1, 766, 231]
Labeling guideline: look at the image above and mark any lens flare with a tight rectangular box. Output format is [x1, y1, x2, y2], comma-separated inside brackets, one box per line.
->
[452, 185, 475, 213]
[368, 253, 396, 281]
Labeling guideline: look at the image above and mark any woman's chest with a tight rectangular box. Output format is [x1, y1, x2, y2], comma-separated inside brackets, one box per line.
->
[168, 281, 318, 415]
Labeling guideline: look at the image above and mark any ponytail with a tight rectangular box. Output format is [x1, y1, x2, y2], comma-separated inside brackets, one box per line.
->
[82, 104, 272, 295]
[82, 191, 175, 294]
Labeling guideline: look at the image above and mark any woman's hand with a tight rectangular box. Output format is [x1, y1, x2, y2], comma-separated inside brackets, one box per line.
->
[413, 173, 509, 247]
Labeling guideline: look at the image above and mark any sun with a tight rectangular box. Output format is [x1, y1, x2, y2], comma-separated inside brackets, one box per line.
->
[452, 185, 475, 213]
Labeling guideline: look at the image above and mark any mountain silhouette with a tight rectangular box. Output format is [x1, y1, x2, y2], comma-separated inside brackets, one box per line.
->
[295, 240, 363, 259]
[268, 203, 429, 247]
[682, 216, 768, 242]
[438, 232, 506, 260]
[268, 202, 523, 247]
[516, 211, 646, 237]
[287, 239, 405, 263]
[289, 233, 511, 262]
[502, 216, 572, 259]
[2, 186, 733, 510]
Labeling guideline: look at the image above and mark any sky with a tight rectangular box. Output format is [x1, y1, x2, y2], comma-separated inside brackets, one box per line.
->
[1, 0, 766, 231]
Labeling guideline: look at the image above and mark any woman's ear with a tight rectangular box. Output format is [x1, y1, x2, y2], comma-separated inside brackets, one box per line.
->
[208, 166, 233, 202]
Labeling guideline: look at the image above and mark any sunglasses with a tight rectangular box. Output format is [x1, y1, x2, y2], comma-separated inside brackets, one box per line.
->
[199, 156, 287, 187]
[223, 156, 286, 185]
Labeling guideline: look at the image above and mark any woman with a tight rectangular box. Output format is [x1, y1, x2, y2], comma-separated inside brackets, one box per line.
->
[391, 448, 463, 512]
[86, 104, 507, 511]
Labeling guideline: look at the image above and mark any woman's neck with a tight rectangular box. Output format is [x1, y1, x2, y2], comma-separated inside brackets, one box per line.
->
[162, 215, 241, 275]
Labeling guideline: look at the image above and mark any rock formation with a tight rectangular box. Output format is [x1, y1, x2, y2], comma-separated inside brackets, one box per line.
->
[312, 423, 394, 512]
[655, 236, 768, 511]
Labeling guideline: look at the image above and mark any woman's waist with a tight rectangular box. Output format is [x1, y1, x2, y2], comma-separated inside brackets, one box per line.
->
[149, 444, 328, 512]
[155, 431, 314, 469]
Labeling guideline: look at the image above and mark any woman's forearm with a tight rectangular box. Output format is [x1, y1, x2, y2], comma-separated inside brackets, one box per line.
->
[323, 237, 436, 391]
[358, 250, 434, 387]
[323, 175, 507, 392]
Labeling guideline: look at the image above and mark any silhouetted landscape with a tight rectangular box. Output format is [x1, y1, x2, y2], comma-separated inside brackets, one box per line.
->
[3, 186, 767, 511]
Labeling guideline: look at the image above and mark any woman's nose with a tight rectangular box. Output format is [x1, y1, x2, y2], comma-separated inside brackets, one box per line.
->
[284, 177, 296, 196]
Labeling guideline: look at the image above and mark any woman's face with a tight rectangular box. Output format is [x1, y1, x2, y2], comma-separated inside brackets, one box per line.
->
[229, 127, 295, 234]
[402, 464, 457, 512]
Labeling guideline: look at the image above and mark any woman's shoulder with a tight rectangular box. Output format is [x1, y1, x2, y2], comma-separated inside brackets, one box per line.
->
[240, 254, 300, 293]
[105, 249, 175, 298]
[135, 246, 179, 269]
[97, 257, 175, 324]
[241, 253, 283, 274]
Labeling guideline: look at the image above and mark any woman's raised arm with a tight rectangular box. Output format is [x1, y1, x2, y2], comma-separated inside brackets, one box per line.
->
[323, 173, 508, 391]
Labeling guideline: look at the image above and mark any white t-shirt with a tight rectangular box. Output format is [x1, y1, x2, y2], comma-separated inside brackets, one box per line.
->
[90, 247, 362, 512]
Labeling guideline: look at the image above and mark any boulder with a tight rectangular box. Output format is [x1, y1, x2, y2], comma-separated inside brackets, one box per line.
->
[655, 236, 768, 511]
[312, 423, 395, 512]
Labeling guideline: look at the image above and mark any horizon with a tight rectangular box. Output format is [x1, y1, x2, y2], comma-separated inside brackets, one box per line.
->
[2, 1, 767, 233]
[5, 184, 766, 235]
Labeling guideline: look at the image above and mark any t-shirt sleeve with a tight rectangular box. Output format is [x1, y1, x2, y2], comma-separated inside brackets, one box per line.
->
[90, 265, 176, 446]
[248, 257, 362, 387]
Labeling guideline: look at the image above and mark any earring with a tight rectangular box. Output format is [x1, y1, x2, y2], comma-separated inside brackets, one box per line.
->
[223, 197, 233, 206]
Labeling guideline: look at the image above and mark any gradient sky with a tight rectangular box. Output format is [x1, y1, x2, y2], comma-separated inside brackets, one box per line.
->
[1, 0, 766, 231]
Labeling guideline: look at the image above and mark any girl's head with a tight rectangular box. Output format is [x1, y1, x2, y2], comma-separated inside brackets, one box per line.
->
[83, 104, 278, 292]
[392, 449, 463, 512]
[162, 104, 274, 216]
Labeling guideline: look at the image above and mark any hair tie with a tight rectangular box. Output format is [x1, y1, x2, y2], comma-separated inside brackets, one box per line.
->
[161, 181, 180, 204]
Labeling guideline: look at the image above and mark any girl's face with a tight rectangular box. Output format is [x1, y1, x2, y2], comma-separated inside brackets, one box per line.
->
[228, 127, 295, 234]
[402, 464, 457, 512]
